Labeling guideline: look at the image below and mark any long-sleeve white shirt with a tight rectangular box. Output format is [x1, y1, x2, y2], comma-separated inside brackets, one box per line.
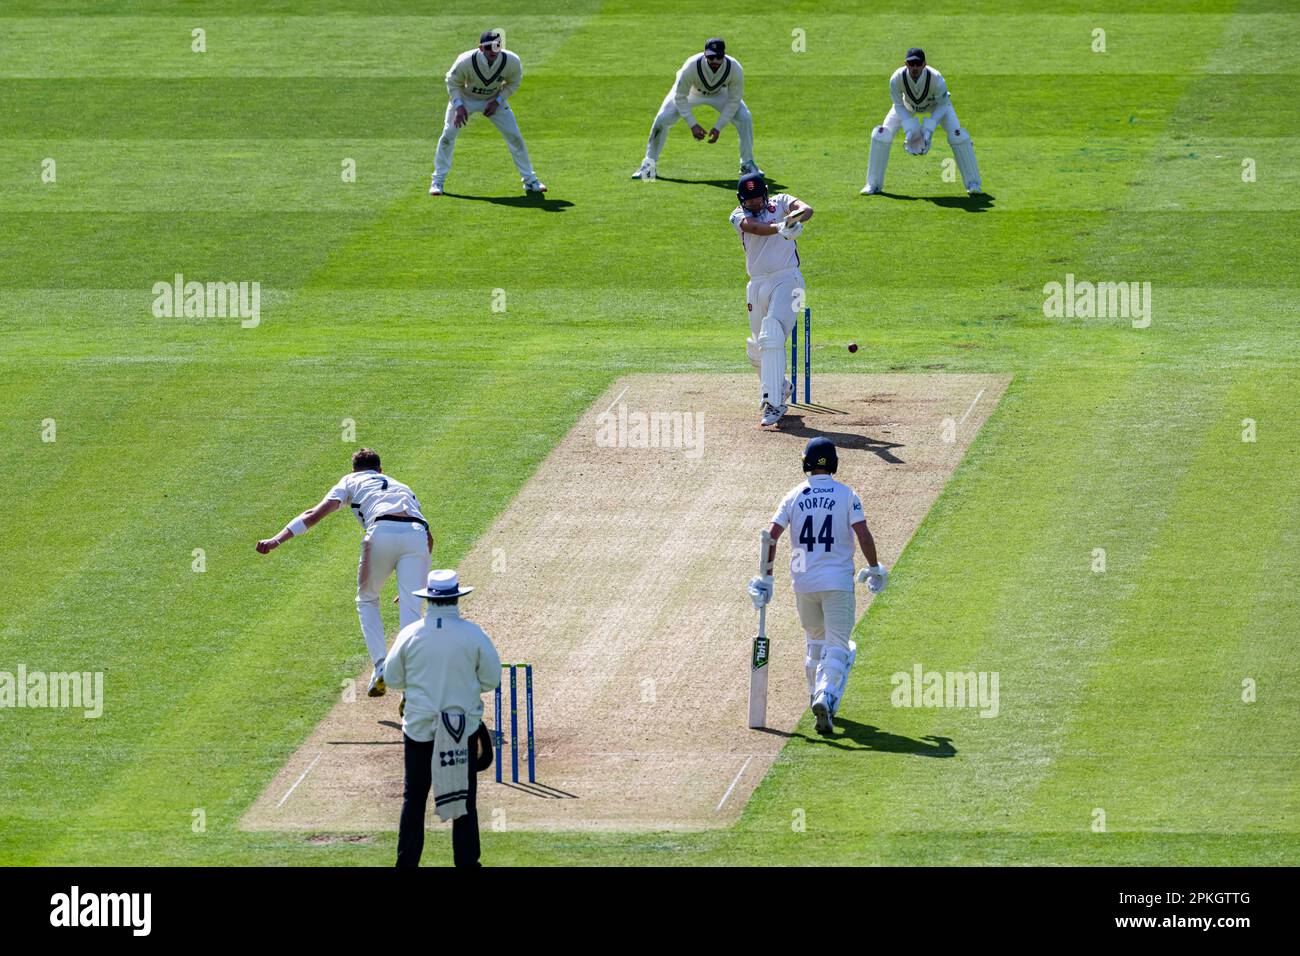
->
[888, 66, 950, 136]
[445, 48, 523, 106]
[383, 604, 502, 743]
[673, 53, 745, 129]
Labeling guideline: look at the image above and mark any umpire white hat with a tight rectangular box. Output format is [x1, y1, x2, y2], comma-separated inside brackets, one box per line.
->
[414, 569, 475, 600]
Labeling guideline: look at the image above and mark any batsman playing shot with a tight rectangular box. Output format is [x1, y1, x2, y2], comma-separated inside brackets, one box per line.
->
[255, 448, 433, 699]
[861, 47, 983, 196]
[730, 173, 813, 427]
[747, 438, 889, 735]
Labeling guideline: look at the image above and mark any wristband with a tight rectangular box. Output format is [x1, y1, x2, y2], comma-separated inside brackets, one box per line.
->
[287, 518, 308, 538]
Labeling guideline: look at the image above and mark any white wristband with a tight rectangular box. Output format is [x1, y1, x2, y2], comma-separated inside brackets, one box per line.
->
[287, 518, 308, 538]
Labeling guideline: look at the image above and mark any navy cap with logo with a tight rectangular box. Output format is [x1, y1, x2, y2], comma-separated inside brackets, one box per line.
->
[704, 38, 726, 58]
[480, 29, 501, 47]
[905, 47, 925, 63]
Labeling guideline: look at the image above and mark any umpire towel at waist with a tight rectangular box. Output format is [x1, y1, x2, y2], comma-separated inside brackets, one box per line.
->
[432, 711, 472, 821]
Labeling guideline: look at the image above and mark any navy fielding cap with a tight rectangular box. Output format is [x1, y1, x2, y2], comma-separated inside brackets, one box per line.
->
[705, 38, 726, 57]
[905, 47, 925, 63]
[480, 29, 501, 46]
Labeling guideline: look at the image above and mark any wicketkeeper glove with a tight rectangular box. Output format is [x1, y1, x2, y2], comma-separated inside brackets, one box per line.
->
[747, 575, 774, 609]
[856, 564, 889, 594]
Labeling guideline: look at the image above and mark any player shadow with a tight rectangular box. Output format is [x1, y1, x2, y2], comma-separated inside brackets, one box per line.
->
[778, 417, 906, 464]
[801, 719, 957, 757]
[655, 176, 788, 192]
[440, 191, 574, 212]
[875, 191, 995, 213]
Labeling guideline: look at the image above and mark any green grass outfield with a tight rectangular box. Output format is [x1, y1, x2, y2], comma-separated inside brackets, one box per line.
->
[0, 0, 1296, 866]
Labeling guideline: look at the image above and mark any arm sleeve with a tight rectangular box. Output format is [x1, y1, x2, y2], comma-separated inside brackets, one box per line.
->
[714, 61, 743, 129]
[477, 632, 502, 694]
[851, 494, 865, 522]
[383, 636, 406, 691]
[445, 54, 466, 106]
[889, 75, 922, 137]
[497, 53, 522, 101]
[770, 491, 794, 529]
[674, 59, 698, 127]
[324, 476, 351, 505]
[729, 207, 746, 236]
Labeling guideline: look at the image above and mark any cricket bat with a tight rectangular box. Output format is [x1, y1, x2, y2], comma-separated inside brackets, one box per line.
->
[748, 531, 775, 728]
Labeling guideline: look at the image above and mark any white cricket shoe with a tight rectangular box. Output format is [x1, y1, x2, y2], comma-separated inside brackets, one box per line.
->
[524, 179, 548, 193]
[760, 402, 787, 427]
[739, 162, 764, 177]
[429, 179, 444, 196]
[860, 183, 881, 195]
[631, 159, 656, 180]
[812, 692, 834, 735]
[367, 659, 386, 698]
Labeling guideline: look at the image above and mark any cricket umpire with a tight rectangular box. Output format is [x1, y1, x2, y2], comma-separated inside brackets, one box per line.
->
[384, 569, 501, 867]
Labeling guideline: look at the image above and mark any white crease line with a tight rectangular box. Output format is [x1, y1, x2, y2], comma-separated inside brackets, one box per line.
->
[277, 751, 323, 808]
[716, 755, 753, 812]
[600, 385, 630, 418]
[957, 388, 985, 426]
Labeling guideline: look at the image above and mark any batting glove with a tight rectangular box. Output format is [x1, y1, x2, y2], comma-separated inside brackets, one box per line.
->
[778, 220, 803, 240]
[856, 564, 889, 594]
[747, 575, 774, 609]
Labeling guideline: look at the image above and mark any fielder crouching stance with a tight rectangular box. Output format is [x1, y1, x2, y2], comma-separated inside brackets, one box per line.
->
[731, 173, 813, 427]
[861, 47, 982, 196]
[748, 438, 889, 735]
[256, 448, 432, 699]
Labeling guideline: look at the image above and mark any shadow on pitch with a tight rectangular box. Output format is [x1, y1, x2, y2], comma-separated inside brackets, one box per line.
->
[800, 719, 957, 757]
[441, 191, 574, 212]
[655, 176, 788, 192]
[873, 191, 995, 213]
[778, 416, 906, 464]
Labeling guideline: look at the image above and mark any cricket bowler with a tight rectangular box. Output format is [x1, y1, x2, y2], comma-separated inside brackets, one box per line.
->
[255, 448, 433, 698]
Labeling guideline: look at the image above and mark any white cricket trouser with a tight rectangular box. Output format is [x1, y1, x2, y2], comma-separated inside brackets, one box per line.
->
[876, 100, 961, 142]
[747, 267, 804, 405]
[797, 589, 857, 709]
[434, 97, 537, 185]
[356, 520, 431, 664]
[644, 90, 756, 166]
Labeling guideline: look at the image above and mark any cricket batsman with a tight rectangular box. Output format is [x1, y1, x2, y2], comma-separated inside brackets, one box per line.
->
[430, 29, 547, 196]
[747, 438, 889, 735]
[730, 173, 812, 427]
[255, 448, 433, 698]
[861, 47, 982, 196]
[632, 38, 762, 181]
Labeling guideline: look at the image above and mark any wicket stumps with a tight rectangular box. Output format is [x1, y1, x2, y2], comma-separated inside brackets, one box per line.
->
[494, 663, 536, 784]
[791, 306, 811, 404]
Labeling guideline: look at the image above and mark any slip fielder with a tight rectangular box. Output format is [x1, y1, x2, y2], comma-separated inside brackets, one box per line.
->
[632, 37, 762, 181]
[255, 448, 432, 698]
[730, 173, 812, 427]
[430, 29, 547, 196]
[861, 47, 983, 196]
[748, 438, 889, 735]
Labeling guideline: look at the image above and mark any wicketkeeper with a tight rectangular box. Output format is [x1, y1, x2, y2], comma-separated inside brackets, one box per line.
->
[861, 48, 983, 196]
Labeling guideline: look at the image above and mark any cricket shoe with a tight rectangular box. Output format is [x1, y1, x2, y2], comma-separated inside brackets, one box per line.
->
[631, 159, 656, 180]
[523, 179, 548, 193]
[739, 162, 765, 177]
[811, 692, 835, 735]
[367, 659, 386, 698]
[860, 183, 881, 195]
[760, 401, 788, 427]
[429, 179, 444, 196]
